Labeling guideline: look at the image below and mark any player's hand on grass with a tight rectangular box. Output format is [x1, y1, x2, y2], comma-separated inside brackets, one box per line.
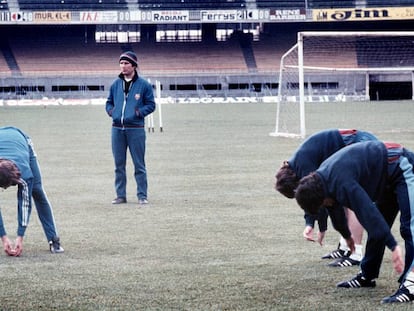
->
[303, 226, 315, 242]
[12, 236, 23, 257]
[392, 245, 404, 274]
[1, 235, 16, 256]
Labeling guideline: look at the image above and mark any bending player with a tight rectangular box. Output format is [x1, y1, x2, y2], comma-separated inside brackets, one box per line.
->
[295, 140, 414, 304]
[275, 128, 377, 266]
[0, 126, 63, 255]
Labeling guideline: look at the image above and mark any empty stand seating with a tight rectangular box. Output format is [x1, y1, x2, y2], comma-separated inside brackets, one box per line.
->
[252, 34, 296, 71]
[308, 0, 414, 8]
[308, 0, 355, 8]
[7, 35, 248, 76]
[303, 39, 359, 69]
[0, 0, 8, 10]
[0, 54, 11, 75]
[366, 0, 414, 7]
[131, 41, 248, 74]
[356, 37, 414, 68]
[256, 1, 305, 9]
[9, 36, 123, 76]
[138, 0, 246, 10]
[5, 28, 414, 77]
[18, 0, 127, 10]
[13, 0, 414, 11]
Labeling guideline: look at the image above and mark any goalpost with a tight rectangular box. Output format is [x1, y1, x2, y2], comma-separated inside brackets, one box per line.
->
[269, 31, 414, 138]
[147, 80, 164, 133]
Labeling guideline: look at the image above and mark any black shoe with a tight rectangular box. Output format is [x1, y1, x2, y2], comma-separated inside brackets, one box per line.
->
[337, 272, 376, 288]
[49, 237, 64, 254]
[322, 248, 350, 259]
[328, 257, 360, 267]
[112, 197, 127, 204]
[382, 285, 414, 303]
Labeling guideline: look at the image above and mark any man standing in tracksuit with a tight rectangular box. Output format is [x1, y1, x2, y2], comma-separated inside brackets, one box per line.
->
[275, 129, 377, 266]
[294, 140, 414, 304]
[0, 126, 63, 255]
[106, 51, 156, 205]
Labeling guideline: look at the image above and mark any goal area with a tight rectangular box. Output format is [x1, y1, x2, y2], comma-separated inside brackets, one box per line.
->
[269, 31, 414, 138]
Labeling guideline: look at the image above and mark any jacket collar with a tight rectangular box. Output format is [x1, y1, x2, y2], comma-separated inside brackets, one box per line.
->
[119, 70, 138, 82]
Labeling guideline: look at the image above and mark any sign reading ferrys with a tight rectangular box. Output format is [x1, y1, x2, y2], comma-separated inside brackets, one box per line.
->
[200, 10, 237, 21]
[33, 11, 71, 22]
[313, 6, 414, 21]
[200, 10, 266, 21]
[117, 9, 267, 23]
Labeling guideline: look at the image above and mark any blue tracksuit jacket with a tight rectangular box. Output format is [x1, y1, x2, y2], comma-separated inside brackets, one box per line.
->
[316, 140, 414, 281]
[105, 71, 156, 127]
[288, 129, 377, 231]
[0, 127, 33, 237]
[316, 141, 397, 251]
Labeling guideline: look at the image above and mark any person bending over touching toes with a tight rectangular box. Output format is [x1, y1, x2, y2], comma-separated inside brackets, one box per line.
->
[106, 51, 156, 206]
[294, 140, 414, 304]
[275, 128, 377, 267]
[0, 126, 64, 256]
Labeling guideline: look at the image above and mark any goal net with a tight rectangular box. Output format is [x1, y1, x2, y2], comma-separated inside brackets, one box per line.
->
[269, 31, 414, 138]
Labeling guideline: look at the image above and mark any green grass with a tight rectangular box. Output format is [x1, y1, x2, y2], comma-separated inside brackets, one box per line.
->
[0, 101, 413, 310]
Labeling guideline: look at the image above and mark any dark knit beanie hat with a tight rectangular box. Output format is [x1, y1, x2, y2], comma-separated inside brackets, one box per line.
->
[119, 51, 138, 67]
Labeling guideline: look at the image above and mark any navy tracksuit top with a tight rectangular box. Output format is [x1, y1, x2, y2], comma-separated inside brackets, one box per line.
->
[316, 141, 397, 251]
[288, 128, 378, 178]
[288, 129, 378, 233]
[288, 129, 347, 178]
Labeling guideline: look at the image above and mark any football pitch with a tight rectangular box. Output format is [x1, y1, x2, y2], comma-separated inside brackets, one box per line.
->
[0, 101, 413, 310]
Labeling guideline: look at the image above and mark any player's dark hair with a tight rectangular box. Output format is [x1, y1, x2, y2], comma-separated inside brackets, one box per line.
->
[0, 159, 21, 188]
[295, 172, 324, 215]
[275, 162, 298, 199]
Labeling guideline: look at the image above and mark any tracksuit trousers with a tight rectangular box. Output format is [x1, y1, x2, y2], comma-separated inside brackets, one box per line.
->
[361, 145, 414, 283]
[111, 127, 147, 201]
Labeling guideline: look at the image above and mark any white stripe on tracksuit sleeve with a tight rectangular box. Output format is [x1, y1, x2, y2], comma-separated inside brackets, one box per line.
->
[20, 178, 30, 227]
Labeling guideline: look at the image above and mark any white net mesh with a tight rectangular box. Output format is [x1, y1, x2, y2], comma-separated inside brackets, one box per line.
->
[270, 31, 414, 138]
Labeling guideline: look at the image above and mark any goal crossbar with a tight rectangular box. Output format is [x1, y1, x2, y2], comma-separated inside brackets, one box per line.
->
[298, 31, 414, 37]
[285, 65, 414, 73]
[270, 30, 414, 139]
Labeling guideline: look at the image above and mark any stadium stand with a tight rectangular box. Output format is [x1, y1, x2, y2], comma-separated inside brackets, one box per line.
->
[307, 0, 414, 8]
[134, 41, 248, 74]
[251, 29, 297, 72]
[138, 0, 246, 9]
[356, 37, 414, 68]
[8, 37, 122, 76]
[256, 1, 305, 9]
[18, 0, 128, 11]
[0, 54, 11, 75]
[2, 1, 414, 99]
[304, 38, 359, 69]
[307, 0, 355, 8]
[3, 22, 414, 99]
[6, 31, 248, 76]
[0, 43, 18, 76]
[367, 0, 414, 7]
[0, 0, 8, 10]
[14, 0, 414, 10]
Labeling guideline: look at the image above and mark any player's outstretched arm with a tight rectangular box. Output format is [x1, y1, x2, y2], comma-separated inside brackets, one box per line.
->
[345, 236, 355, 254]
[392, 245, 404, 274]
